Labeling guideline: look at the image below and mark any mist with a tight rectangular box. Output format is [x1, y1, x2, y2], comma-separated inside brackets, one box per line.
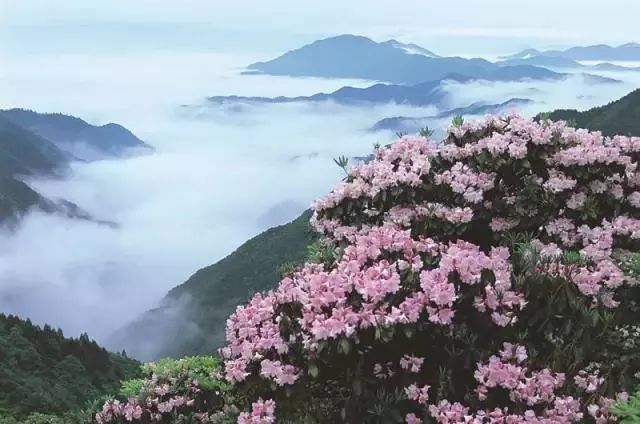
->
[1, 49, 639, 350]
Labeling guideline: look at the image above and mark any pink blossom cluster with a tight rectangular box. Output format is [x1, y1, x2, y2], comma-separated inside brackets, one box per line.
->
[237, 398, 276, 424]
[433, 162, 495, 204]
[93, 358, 235, 424]
[222, 227, 526, 384]
[574, 369, 604, 393]
[259, 359, 299, 385]
[405, 383, 431, 405]
[313, 136, 434, 211]
[535, 215, 640, 306]
[95, 400, 145, 424]
[222, 115, 639, 422]
[96, 395, 197, 423]
[386, 203, 474, 227]
[405, 344, 625, 424]
[399, 354, 425, 373]
[473, 344, 565, 405]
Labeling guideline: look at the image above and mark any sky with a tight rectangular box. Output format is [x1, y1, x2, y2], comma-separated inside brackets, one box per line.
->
[2, 0, 640, 58]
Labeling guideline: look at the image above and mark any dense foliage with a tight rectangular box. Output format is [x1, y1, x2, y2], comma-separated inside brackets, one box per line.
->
[94, 356, 239, 424]
[613, 390, 640, 423]
[544, 89, 640, 137]
[221, 115, 640, 422]
[0, 313, 139, 421]
[111, 211, 314, 359]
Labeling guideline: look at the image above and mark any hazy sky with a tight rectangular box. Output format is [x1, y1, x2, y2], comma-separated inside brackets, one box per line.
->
[2, 0, 640, 57]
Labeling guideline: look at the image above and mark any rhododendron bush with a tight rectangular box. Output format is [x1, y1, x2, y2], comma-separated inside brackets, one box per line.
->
[222, 115, 640, 423]
[93, 357, 239, 423]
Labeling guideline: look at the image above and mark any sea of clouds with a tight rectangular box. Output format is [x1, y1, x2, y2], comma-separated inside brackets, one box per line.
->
[1, 49, 639, 350]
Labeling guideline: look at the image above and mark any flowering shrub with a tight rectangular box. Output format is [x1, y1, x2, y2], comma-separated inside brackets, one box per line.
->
[221, 115, 640, 423]
[93, 356, 239, 423]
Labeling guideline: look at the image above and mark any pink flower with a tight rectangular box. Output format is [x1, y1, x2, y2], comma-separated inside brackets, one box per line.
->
[237, 398, 276, 424]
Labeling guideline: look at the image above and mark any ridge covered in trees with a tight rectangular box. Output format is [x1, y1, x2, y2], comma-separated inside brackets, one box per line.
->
[0, 313, 139, 421]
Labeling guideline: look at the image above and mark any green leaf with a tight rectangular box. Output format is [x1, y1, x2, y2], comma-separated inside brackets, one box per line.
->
[308, 363, 319, 378]
[339, 338, 351, 355]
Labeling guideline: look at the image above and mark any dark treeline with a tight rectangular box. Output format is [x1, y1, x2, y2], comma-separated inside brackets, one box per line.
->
[0, 313, 139, 419]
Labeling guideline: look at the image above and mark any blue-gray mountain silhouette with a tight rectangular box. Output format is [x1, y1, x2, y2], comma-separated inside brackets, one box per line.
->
[371, 98, 534, 133]
[0, 110, 145, 226]
[245, 34, 565, 84]
[208, 71, 616, 108]
[502, 42, 640, 61]
[0, 109, 151, 161]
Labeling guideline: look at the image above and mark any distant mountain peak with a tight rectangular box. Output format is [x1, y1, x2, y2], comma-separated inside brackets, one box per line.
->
[504, 42, 640, 61]
[0, 108, 151, 161]
[246, 34, 559, 84]
[499, 48, 541, 60]
[382, 39, 440, 58]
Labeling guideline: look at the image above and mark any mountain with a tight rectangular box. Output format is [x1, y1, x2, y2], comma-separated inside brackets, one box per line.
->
[208, 70, 619, 109]
[0, 313, 139, 420]
[0, 109, 145, 226]
[208, 70, 562, 108]
[0, 175, 103, 227]
[245, 34, 564, 84]
[543, 88, 640, 136]
[501, 48, 541, 60]
[108, 211, 315, 360]
[0, 115, 69, 178]
[498, 56, 640, 73]
[578, 73, 623, 84]
[370, 98, 534, 133]
[503, 42, 640, 61]
[0, 109, 151, 161]
[590, 62, 640, 71]
[382, 39, 440, 58]
[498, 56, 585, 68]
[209, 79, 448, 107]
[0, 116, 77, 225]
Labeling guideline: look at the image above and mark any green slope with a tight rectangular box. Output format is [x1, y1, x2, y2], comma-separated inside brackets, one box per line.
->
[0, 115, 69, 178]
[110, 211, 314, 360]
[0, 109, 150, 159]
[0, 313, 139, 420]
[0, 175, 46, 223]
[0, 115, 70, 225]
[544, 88, 640, 136]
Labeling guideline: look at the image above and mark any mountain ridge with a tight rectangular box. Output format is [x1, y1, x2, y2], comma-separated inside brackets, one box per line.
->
[245, 34, 566, 84]
[542, 88, 640, 136]
[207, 72, 617, 109]
[0, 109, 145, 226]
[503, 42, 640, 61]
[370, 98, 535, 133]
[0, 109, 151, 161]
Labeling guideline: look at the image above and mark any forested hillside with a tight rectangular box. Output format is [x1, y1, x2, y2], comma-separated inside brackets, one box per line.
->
[0, 109, 150, 160]
[545, 88, 640, 136]
[0, 314, 139, 421]
[109, 211, 315, 359]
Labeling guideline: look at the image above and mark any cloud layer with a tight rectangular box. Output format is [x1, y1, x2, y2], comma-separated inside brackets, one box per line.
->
[1, 49, 639, 349]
